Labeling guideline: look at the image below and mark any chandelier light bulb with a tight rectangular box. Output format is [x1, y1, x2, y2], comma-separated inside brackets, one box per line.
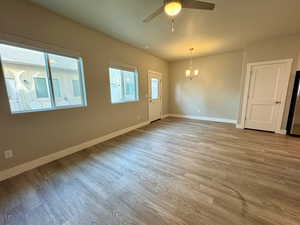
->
[194, 69, 199, 76]
[185, 48, 199, 80]
[185, 69, 191, 77]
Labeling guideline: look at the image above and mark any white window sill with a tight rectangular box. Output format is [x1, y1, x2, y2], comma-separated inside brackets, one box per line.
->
[10, 104, 87, 115]
[111, 100, 139, 105]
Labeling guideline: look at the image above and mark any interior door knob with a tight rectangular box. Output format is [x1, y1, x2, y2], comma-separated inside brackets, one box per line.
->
[275, 101, 281, 104]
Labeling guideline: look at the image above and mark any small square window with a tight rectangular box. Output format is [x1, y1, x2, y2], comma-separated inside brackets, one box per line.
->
[109, 66, 139, 103]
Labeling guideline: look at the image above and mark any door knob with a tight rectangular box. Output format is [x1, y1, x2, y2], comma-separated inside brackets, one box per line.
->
[275, 101, 281, 104]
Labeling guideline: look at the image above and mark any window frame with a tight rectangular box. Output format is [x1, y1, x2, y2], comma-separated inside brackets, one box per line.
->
[108, 65, 139, 104]
[0, 41, 87, 114]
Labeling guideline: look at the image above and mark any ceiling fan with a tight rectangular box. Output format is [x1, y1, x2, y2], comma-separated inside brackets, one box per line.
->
[143, 0, 215, 23]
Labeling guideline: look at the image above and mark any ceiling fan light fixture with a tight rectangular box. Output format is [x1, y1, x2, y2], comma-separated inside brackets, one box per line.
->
[164, 1, 182, 17]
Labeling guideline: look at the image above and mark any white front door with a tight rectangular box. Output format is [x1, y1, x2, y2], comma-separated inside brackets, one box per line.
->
[244, 61, 292, 132]
[148, 71, 162, 122]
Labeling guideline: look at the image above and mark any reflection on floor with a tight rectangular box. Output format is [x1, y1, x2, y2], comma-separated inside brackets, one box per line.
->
[292, 123, 300, 134]
[0, 117, 300, 225]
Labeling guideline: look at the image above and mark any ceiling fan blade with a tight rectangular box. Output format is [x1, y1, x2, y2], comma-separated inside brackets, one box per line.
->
[183, 0, 215, 10]
[143, 6, 164, 23]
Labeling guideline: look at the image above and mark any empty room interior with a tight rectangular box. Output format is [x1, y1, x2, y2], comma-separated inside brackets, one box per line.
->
[1, 0, 300, 224]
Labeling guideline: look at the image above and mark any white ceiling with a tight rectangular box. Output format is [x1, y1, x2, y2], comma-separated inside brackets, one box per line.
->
[29, 0, 300, 61]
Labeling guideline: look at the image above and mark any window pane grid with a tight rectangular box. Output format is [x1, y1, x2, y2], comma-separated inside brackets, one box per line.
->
[0, 43, 87, 114]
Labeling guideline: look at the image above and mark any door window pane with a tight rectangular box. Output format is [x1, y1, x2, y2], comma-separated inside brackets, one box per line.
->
[109, 67, 138, 103]
[48, 54, 84, 107]
[0, 44, 51, 112]
[151, 78, 159, 99]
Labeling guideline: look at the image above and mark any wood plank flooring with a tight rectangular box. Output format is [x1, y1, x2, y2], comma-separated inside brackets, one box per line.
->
[0, 117, 300, 225]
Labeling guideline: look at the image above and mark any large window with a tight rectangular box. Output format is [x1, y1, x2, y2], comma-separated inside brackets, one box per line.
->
[109, 66, 139, 103]
[0, 43, 87, 113]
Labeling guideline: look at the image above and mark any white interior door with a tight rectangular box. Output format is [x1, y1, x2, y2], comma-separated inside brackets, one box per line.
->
[148, 71, 162, 122]
[244, 61, 292, 132]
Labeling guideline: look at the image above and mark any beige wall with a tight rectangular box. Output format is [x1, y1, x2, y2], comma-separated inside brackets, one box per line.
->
[169, 33, 300, 130]
[238, 34, 300, 129]
[0, 0, 168, 171]
[169, 51, 243, 121]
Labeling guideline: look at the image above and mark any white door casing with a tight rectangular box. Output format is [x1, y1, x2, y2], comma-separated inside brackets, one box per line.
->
[240, 59, 293, 133]
[148, 71, 162, 122]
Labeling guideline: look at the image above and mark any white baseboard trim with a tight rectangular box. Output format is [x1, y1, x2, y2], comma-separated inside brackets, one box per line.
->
[168, 114, 237, 124]
[161, 114, 169, 119]
[235, 126, 286, 135]
[0, 121, 150, 182]
[275, 129, 287, 135]
[236, 123, 244, 129]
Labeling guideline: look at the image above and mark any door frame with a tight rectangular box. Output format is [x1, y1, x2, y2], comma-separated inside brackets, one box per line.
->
[287, 71, 300, 136]
[240, 59, 293, 133]
[148, 70, 163, 122]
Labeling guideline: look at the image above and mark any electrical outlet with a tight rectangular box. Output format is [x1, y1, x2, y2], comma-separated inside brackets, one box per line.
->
[4, 150, 13, 159]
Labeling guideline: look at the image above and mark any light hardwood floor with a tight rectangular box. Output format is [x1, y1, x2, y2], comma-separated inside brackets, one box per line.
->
[1, 117, 300, 225]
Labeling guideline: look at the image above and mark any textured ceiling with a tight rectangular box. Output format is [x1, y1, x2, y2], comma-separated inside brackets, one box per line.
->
[30, 0, 300, 61]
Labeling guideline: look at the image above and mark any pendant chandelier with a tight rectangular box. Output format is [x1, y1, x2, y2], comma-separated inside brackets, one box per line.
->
[185, 48, 199, 80]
